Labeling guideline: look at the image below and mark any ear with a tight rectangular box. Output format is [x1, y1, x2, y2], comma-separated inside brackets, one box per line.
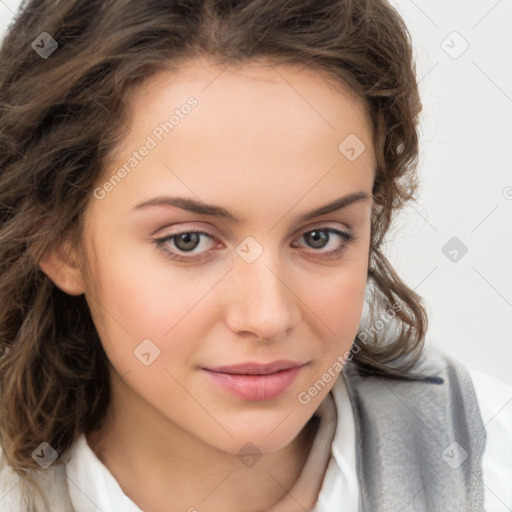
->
[38, 238, 86, 296]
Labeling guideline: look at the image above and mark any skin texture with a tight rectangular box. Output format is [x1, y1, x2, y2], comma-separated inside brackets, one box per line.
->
[40, 57, 376, 512]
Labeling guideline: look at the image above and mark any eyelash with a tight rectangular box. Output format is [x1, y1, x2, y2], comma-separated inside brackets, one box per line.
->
[153, 227, 356, 263]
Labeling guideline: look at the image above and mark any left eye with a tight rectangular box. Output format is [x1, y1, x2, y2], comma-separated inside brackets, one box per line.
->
[154, 227, 355, 263]
[294, 228, 352, 251]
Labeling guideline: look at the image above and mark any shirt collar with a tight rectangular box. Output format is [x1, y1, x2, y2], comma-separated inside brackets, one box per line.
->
[65, 434, 142, 512]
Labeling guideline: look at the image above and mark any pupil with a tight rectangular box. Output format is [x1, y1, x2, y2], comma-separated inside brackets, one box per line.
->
[307, 230, 328, 249]
[175, 233, 200, 251]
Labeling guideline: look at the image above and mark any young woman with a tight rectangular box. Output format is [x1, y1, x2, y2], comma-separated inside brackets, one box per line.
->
[0, 1, 508, 511]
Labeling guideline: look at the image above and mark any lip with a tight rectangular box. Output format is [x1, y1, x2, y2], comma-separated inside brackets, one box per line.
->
[204, 360, 305, 375]
[202, 360, 307, 401]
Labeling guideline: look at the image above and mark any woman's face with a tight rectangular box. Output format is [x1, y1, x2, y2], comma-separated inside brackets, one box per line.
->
[78, 57, 375, 455]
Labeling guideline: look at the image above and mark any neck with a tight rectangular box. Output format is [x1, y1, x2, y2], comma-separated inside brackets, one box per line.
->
[86, 374, 321, 512]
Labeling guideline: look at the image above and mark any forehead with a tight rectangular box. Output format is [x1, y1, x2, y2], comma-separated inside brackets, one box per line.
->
[92, 57, 376, 221]
[119, 56, 375, 163]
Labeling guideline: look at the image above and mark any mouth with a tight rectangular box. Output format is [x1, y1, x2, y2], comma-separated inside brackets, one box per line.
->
[201, 360, 308, 401]
[203, 360, 306, 375]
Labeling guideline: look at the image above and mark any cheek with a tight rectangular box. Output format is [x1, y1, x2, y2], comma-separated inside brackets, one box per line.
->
[309, 274, 366, 342]
[81, 247, 182, 364]
[89, 239, 204, 330]
[84, 244, 222, 372]
[300, 253, 368, 342]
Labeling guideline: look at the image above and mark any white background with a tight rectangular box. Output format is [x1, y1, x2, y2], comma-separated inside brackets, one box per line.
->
[1, 0, 511, 383]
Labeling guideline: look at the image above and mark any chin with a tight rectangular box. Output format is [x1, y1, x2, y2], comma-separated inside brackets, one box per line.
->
[201, 417, 308, 456]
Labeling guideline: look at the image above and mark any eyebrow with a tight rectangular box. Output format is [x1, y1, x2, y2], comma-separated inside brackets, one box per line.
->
[131, 191, 371, 224]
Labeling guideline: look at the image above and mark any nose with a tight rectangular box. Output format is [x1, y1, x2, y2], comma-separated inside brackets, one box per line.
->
[223, 252, 301, 342]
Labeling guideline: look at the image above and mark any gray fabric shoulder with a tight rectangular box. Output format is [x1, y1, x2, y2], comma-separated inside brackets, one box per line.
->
[342, 346, 487, 512]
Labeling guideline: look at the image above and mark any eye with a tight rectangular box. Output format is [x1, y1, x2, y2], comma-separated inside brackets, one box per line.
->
[291, 228, 355, 260]
[153, 227, 355, 263]
[154, 230, 217, 262]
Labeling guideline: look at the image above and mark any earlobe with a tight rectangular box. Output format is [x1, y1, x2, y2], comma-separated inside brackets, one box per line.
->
[37, 239, 86, 296]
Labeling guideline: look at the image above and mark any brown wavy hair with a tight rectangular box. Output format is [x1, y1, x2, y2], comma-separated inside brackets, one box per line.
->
[0, 0, 428, 502]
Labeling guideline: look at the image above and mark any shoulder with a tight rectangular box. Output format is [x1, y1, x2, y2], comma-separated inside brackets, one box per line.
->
[342, 345, 487, 460]
[343, 345, 482, 407]
[343, 344, 482, 405]
[340, 346, 487, 509]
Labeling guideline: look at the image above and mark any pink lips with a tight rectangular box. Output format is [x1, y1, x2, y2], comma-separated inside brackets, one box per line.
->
[202, 360, 306, 401]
